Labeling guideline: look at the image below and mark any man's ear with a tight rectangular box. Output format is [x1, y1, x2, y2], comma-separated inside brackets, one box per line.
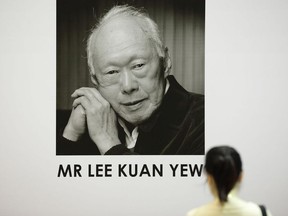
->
[90, 73, 98, 87]
[163, 47, 172, 78]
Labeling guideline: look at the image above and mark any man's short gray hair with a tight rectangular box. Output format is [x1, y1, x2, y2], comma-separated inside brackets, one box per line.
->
[87, 5, 166, 78]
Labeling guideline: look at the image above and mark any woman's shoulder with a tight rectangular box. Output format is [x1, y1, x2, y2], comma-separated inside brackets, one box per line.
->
[237, 200, 273, 216]
[186, 198, 273, 216]
[227, 197, 273, 216]
[186, 202, 219, 216]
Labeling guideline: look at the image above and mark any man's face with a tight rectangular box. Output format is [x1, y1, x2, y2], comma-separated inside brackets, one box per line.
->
[92, 17, 167, 125]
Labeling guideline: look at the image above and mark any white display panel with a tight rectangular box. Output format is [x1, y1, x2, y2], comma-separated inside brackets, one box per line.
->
[0, 0, 287, 215]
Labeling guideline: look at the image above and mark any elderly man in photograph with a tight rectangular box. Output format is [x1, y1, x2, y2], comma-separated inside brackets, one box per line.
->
[57, 5, 204, 155]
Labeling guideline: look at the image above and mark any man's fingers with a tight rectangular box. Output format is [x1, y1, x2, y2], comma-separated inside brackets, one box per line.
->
[72, 88, 96, 101]
[72, 96, 91, 110]
[71, 87, 108, 106]
[72, 94, 106, 116]
[89, 88, 109, 105]
[73, 103, 86, 115]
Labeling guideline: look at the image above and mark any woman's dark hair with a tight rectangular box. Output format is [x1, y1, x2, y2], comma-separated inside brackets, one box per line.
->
[205, 146, 242, 203]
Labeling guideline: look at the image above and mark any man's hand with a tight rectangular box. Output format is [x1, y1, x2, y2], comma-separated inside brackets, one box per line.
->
[70, 87, 121, 154]
[63, 104, 86, 142]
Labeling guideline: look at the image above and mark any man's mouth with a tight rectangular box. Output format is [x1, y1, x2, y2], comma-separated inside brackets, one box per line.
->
[122, 99, 146, 106]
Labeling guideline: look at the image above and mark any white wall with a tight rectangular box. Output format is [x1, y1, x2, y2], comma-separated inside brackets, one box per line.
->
[0, 0, 287, 215]
[206, 1, 288, 216]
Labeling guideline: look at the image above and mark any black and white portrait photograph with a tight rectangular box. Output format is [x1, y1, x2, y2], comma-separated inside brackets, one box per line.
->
[56, 0, 205, 155]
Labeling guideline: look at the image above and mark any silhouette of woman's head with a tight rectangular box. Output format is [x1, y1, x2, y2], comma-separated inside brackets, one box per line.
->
[205, 146, 243, 203]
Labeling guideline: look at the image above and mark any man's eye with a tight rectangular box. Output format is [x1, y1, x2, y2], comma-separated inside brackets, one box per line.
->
[107, 70, 118, 75]
[134, 63, 144, 69]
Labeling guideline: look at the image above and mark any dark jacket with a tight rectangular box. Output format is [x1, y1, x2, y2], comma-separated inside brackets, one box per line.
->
[56, 75, 204, 155]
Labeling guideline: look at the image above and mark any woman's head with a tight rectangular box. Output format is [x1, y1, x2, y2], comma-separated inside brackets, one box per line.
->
[204, 146, 243, 203]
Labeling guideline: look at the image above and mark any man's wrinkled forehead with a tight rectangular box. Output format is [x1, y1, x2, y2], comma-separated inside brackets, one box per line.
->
[97, 15, 147, 36]
[92, 16, 152, 55]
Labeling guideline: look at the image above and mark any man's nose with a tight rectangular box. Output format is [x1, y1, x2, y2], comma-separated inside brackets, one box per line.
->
[120, 69, 139, 94]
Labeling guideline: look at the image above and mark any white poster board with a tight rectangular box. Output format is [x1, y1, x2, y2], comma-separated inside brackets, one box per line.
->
[0, 0, 287, 215]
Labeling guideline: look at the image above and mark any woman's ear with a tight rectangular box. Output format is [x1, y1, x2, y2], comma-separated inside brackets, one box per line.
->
[207, 174, 214, 186]
[206, 174, 218, 197]
[238, 171, 244, 183]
